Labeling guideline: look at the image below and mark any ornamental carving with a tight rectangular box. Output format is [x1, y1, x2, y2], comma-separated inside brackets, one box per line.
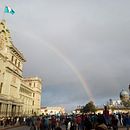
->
[0, 32, 5, 50]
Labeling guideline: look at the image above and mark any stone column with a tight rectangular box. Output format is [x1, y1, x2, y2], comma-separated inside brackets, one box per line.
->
[1, 103, 5, 117]
[14, 105, 16, 117]
[7, 104, 11, 117]
[10, 104, 12, 116]
[16, 106, 19, 116]
[15, 106, 17, 116]
[17, 106, 19, 116]
[0, 103, 3, 117]
[5, 104, 8, 117]
[3, 103, 7, 117]
[19, 106, 22, 116]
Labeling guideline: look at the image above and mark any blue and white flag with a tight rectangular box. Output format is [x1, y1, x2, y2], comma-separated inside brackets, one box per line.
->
[4, 6, 15, 15]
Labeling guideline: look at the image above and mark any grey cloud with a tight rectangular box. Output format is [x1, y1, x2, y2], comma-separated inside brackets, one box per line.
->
[1, 0, 130, 111]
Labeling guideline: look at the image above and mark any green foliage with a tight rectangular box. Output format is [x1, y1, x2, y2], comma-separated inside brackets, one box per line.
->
[82, 101, 96, 113]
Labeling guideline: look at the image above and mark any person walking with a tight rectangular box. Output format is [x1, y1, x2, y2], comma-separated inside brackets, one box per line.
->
[124, 114, 130, 130]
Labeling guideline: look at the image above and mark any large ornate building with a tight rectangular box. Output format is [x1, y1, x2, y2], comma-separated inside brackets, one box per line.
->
[0, 20, 42, 117]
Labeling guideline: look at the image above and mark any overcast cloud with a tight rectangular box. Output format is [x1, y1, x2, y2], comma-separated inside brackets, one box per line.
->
[1, 0, 130, 112]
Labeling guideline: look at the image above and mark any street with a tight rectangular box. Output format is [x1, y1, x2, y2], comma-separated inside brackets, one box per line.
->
[6, 126, 127, 130]
[2, 126, 30, 130]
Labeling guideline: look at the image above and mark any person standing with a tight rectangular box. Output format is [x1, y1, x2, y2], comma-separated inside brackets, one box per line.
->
[103, 106, 110, 128]
[124, 114, 130, 130]
[111, 115, 118, 130]
[76, 115, 81, 130]
[51, 116, 56, 130]
[35, 117, 41, 130]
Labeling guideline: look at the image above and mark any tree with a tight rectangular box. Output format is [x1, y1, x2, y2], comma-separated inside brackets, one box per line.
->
[82, 101, 96, 113]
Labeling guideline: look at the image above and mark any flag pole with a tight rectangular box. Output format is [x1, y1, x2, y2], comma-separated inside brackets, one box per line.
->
[2, 12, 5, 20]
[2, 7, 5, 21]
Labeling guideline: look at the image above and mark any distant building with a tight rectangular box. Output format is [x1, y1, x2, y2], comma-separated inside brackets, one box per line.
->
[120, 89, 129, 102]
[41, 107, 65, 115]
[0, 20, 42, 117]
[75, 105, 84, 114]
[96, 107, 130, 114]
[107, 99, 122, 107]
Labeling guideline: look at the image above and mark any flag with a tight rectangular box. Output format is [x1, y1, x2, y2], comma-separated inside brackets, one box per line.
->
[4, 6, 15, 15]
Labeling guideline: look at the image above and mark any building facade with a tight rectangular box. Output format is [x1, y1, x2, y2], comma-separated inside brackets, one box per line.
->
[41, 107, 65, 115]
[0, 20, 42, 118]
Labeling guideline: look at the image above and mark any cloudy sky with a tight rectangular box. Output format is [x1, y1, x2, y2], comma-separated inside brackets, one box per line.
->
[1, 0, 130, 112]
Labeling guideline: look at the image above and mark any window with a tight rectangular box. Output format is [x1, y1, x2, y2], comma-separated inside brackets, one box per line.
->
[1, 22, 4, 25]
[34, 82, 35, 87]
[6, 29, 10, 33]
[32, 101, 34, 106]
[18, 62, 20, 68]
[33, 93, 35, 97]
[15, 59, 17, 65]
[29, 83, 31, 86]
[2, 25, 5, 29]
[0, 82, 3, 93]
[11, 56, 14, 62]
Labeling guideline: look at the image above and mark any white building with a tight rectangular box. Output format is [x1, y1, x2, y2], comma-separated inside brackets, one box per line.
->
[0, 20, 42, 117]
[41, 107, 65, 115]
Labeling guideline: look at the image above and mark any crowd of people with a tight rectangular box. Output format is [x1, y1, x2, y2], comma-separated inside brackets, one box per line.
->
[28, 106, 130, 130]
[0, 116, 25, 127]
[27, 111, 130, 130]
[1, 107, 130, 130]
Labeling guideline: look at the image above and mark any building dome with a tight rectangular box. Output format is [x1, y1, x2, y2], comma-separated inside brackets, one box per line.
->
[120, 89, 129, 102]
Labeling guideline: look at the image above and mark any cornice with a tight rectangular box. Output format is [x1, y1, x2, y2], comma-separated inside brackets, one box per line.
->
[20, 82, 34, 92]
[8, 45, 26, 62]
[6, 66, 22, 78]
[23, 77, 42, 84]
[8, 60, 23, 72]
[19, 93, 33, 99]
[0, 94, 23, 105]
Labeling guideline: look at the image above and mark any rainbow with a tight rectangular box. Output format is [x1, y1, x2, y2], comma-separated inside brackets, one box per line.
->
[43, 42, 95, 102]
[23, 34, 95, 102]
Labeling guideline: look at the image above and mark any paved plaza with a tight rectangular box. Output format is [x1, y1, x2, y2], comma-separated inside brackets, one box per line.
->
[3, 126, 30, 130]
[1, 126, 128, 130]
